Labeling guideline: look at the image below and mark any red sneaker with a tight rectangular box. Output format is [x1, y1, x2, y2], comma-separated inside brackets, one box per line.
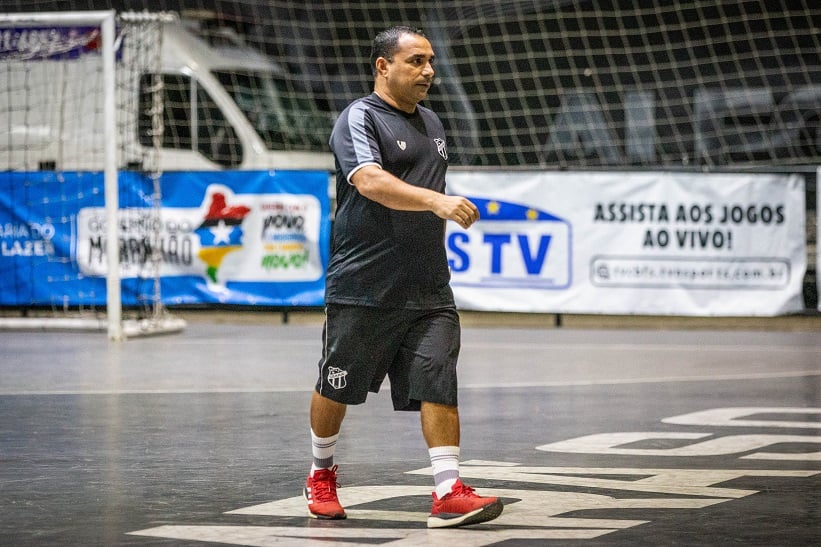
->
[304, 465, 346, 519]
[427, 479, 503, 528]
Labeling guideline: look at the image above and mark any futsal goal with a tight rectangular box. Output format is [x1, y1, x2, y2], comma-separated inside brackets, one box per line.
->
[0, 10, 185, 340]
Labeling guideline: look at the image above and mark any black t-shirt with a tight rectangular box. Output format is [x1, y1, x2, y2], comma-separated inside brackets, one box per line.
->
[326, 93, 454, 309]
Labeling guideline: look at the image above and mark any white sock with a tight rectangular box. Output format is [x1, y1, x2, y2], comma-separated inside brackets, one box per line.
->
[310, 428, 338, 476]
[429, 445, 460, 498]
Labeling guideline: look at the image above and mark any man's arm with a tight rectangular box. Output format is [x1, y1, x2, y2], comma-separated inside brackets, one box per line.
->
[351, 165, 480, 229]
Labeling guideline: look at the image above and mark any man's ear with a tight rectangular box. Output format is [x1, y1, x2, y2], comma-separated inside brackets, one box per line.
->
[375, 56, 389, 76]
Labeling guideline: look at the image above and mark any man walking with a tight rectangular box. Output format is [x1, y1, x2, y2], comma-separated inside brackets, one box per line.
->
[305, 25, 502, 529]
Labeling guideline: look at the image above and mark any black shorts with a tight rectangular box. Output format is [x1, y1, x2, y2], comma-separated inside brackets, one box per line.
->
[315, 304, 460, 410]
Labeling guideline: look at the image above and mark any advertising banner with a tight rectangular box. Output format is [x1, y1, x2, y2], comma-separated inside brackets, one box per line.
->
[0, 170, 330, 307]
[446, 171, 806, 316]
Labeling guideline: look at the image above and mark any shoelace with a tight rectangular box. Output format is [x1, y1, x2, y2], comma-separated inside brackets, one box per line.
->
[447, 481, 477, 499]
[311, 465, 341, 502]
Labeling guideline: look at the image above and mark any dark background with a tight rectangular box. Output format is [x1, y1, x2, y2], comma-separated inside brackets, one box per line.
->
[3, 0, 819, 169]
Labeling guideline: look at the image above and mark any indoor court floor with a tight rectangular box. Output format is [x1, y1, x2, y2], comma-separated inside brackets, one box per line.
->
[0, 313, 819, 545]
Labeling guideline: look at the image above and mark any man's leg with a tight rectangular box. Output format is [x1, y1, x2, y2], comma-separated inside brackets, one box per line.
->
[310, 390, 346, 474]
[311, 390, 347, 437]
[421, 402, 503, 528]
[422, 401, 460, 496]
[421, 400, 459, 446]
[305, 391, 348, 519]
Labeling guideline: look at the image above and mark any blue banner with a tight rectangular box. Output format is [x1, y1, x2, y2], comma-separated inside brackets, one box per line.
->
[1, 170, 330, 307]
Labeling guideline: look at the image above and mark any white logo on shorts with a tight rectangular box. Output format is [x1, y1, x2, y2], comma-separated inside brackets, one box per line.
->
[327, 367, 348, 390]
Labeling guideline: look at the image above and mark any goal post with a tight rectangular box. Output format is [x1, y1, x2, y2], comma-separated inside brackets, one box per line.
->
[0, 10, 184, 340]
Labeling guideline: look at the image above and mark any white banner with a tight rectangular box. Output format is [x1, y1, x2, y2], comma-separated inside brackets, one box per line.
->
[446, 171, 806, 316]
[76, 190, 323, 283]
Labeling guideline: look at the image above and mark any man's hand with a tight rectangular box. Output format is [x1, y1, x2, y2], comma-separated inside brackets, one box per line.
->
[432, 194, 480, 229]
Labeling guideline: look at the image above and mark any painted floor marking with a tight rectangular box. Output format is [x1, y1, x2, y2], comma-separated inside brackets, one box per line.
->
[128, 461, 820, 546]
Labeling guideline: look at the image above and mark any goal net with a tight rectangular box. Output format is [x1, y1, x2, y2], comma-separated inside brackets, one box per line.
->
[142, 0, 816, 170]
[2, 2, 818, 169]
[0, 10, 185, 339]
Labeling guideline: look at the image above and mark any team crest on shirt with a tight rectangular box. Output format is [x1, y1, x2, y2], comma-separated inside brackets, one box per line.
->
[327, 367, 348, 390]
[434, 138, 448, 160]
[396, 140, 407, 150]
